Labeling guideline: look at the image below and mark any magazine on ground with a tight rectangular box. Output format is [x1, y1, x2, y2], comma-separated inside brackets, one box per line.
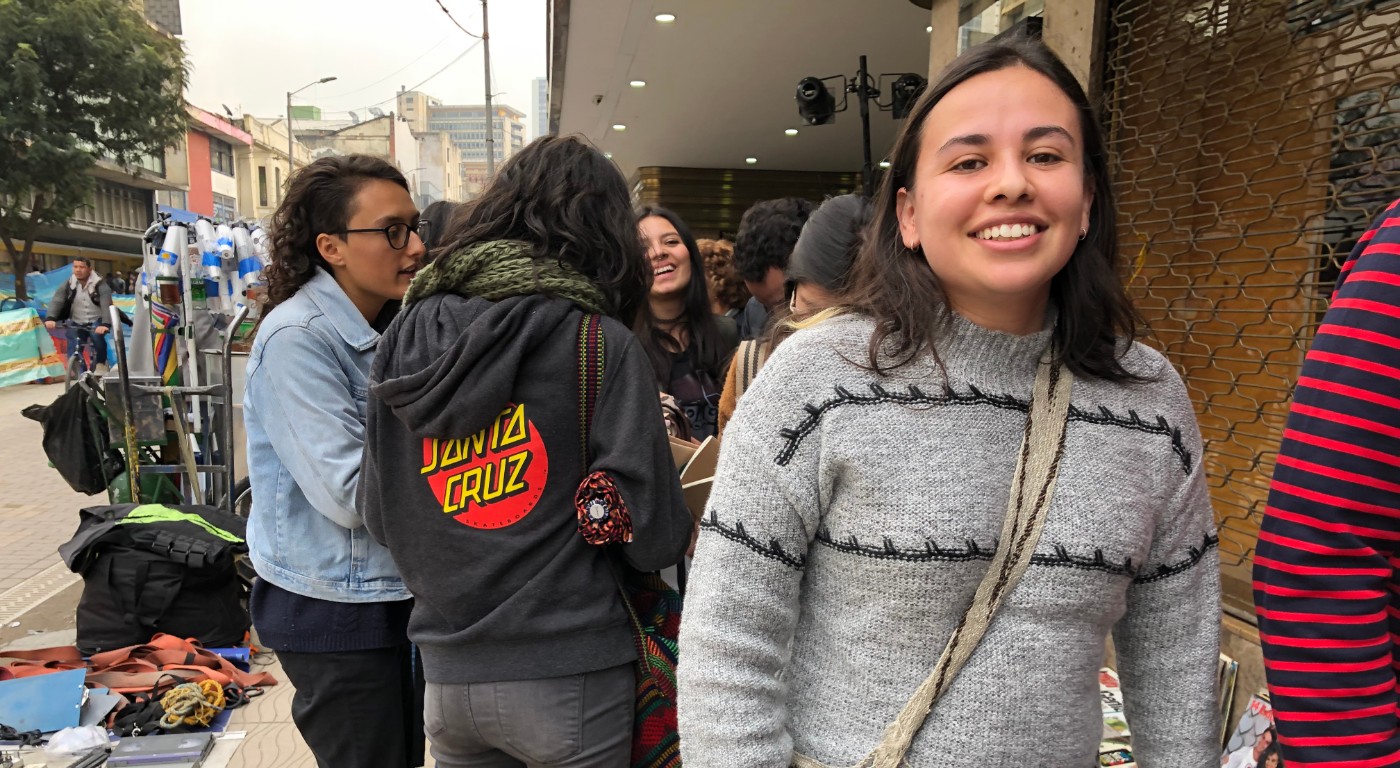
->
[1099, 667, 1134, 765]
[1218, 653, 1239, 747]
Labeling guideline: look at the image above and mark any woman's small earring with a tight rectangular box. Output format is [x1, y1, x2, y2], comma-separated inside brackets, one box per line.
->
[1078, 227, 1088, 241]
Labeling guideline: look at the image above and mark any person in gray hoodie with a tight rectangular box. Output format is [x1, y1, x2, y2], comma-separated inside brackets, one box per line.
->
[359, 135, 693, 768]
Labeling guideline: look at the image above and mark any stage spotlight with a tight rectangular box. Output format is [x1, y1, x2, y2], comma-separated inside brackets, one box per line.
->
[795, 77, 836, 126]
[890, 73, 927, 119]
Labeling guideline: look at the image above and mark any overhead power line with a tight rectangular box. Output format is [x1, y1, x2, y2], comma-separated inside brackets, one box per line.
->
[434, 0, 482, 38]
[322, 32, 457, 100]
[322, 39, 483, 110]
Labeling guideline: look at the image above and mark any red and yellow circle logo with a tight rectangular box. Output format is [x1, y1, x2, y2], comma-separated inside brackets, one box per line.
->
[421, 403, 549, 529]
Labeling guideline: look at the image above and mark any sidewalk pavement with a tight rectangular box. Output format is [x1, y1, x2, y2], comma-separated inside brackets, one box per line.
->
[0, 380, 422, 768]
[0, 382, 91, 598]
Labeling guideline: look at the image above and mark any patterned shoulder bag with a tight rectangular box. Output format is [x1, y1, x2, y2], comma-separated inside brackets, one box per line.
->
[573, 313, 684, 768]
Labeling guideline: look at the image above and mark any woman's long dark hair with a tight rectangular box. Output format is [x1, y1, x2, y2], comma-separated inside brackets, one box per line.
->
[845, 34, 1142, 382]
[435, 135, 649, 326]
[263, 155, 409, 310]
[419, 199, 462, 258]
[635, 206, 728, 385]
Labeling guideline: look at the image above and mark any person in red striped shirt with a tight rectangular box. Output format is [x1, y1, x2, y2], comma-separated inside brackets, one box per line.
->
[1256, 196, 1400, 766]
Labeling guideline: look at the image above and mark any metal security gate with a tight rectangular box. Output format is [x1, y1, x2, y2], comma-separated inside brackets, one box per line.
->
[1102, 0, 1400, 619]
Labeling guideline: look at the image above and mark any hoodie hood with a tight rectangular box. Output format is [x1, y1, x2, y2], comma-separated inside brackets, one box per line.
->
[371, 292, 577, 438]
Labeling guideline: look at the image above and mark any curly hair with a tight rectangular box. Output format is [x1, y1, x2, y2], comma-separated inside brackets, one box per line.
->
[262, 155, 409, 310]
[732, 197, 816, 283]
[697, 238, 748, 313]
[436, 135, 650, 326]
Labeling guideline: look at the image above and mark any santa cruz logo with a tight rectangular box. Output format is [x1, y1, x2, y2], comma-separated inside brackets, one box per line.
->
[421, 403, 549, 529]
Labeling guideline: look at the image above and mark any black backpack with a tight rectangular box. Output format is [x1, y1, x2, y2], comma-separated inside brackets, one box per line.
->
[59, 503, 251, 654]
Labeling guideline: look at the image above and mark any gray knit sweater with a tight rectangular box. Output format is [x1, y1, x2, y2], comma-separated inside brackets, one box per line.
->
[677, 312, 1220, 768]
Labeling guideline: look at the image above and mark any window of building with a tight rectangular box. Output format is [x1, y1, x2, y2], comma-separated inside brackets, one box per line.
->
[211, 138, 235, 176]
[74, 180, 151, 233]
[213, 142, 233, 175]
[213, 193, 237, 223]
[156, 190, 187, 211]
[258, 166, 268, 207]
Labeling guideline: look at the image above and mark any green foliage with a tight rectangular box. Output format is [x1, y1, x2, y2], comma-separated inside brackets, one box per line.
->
[0, 0, 188, 298]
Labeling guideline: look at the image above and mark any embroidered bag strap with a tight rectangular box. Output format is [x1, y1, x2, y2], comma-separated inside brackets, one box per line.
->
[574, 314, 651, 638]
[800, 355, 1073, 768]
[577, 313, 605, 460]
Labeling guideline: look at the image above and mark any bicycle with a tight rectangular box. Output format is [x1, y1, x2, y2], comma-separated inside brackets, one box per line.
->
[51, 320, 106, 390]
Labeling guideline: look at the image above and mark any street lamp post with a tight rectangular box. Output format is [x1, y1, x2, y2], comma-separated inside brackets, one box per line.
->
[286, 76, 337, 181]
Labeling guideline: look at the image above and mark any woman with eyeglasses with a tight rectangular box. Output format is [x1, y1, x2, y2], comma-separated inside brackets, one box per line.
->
[244, 155, 428, 768]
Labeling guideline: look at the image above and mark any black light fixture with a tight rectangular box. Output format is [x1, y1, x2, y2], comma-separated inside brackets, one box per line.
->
[795, 77, 836, 126]
[793, 57, 928, 196]
[890, 73, 927, 119]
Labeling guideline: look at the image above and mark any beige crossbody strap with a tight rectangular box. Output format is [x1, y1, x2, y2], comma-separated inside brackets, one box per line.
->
[865, 356, 1073, 768]
[790, 356, 1073, 768]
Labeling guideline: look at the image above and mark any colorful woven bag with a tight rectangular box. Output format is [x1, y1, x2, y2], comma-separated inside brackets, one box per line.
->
[573, 313, 683, 768]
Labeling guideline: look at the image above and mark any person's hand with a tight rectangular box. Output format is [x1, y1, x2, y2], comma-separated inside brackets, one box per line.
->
[44, 320, 56, 330]
[94, 325, 109, 336]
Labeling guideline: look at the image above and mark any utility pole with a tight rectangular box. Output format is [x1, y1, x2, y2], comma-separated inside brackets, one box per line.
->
[287, 76, 337, 181]
[482, 0, 495, 180]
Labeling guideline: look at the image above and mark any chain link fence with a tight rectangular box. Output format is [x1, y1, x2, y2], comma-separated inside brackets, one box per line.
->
[1102, 0, 1400, 619]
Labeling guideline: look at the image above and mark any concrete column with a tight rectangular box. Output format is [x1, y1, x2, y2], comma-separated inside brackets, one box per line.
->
[927, 0, 961, 79]
[1043, 0, 1109, 99]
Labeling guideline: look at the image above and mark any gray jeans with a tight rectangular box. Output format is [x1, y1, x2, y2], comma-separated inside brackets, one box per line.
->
[424, 663, 634, 768]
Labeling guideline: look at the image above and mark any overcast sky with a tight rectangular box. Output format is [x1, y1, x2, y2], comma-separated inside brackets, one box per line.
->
[179, 0, 547, 131]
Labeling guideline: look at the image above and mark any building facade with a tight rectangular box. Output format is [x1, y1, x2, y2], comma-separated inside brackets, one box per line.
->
[292, 114, 420, 177]
[234, 115, 315, 223]
[397, 89, 527, 192]
[533, 77, 548, 140]
[415, 132, 464, 207]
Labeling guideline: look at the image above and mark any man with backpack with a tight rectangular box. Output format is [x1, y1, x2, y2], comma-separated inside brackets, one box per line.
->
[44, 257, 114, 372]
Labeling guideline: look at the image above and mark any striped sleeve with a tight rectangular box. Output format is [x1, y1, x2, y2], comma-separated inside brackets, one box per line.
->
[1255, 198, 1400, 768]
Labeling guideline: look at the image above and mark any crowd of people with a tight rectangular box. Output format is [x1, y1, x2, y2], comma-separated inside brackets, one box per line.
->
[232, 26, 1400, 768]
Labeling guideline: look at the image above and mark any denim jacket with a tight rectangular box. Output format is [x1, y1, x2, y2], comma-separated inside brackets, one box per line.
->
[243, 268, 409, 602]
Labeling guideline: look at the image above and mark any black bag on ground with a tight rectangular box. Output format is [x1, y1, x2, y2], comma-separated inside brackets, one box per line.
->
[21, 385, 124, 494]
[59, 503, 251, 654]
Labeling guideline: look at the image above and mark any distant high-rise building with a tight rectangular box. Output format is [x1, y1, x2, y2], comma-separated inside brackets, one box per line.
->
[397, 90, 526, 194]
[533, 77, 548, 140]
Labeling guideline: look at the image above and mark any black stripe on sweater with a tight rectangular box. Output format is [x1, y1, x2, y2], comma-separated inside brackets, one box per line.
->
[774, 382, 1192, 474]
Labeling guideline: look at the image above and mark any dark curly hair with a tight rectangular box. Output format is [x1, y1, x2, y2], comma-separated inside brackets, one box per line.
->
[436, 135, 649, 326]
[263, 155, 409, 310]
[698, 238, 748, 313]
[732, 197, 816, 283]
[419, 199, 462, 259]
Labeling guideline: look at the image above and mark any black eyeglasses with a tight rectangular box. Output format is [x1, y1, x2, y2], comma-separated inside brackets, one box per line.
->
[342, 219, 431, 250]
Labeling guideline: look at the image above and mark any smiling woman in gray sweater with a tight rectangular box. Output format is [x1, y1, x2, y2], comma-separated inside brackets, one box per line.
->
[676, 37, 1220, 768]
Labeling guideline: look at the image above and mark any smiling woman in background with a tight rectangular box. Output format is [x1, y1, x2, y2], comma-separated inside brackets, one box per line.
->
[635, 207, 738, 440]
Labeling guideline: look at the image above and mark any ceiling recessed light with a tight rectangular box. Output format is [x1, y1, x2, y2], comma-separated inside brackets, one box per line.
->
[785, 128, 799, 136]
[879, 160, 892, 169]
[655, 13, 676, 23]
[612, 124, 627, 131]
[629, 80, 647, 88]
[745, 157, 758, 165]
[926, 25, 933, 33]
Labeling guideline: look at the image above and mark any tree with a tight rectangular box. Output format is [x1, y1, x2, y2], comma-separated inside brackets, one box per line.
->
[0, 0, 187, 300]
